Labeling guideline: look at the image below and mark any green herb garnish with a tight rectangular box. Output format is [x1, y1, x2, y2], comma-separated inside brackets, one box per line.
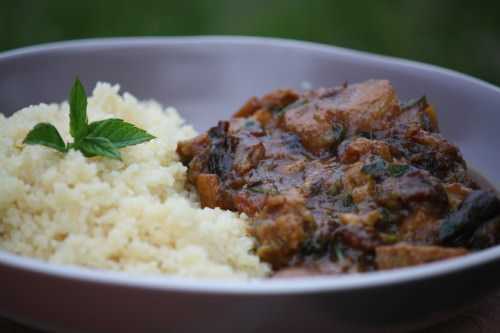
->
[361, 158, 387, 178]
[334, 243, 346, 261]
[247, 185, 279, 195]
[328, 181, 342, 196]
[342, 193, 354, 207]
[331, 123, 346, 143]
[380, 233, 399, 244]
[275, 99, 308, 116]
[400, 96, 428, 111]
[379, 207, 393, 227]
[387, 164, 410, 177]
[23, 123, 67, 153]
[247, 187, 267, 194]
[361, 157, 410, 178]
[23, 78, 155, 160]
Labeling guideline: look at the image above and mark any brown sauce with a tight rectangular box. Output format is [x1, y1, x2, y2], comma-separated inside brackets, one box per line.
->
[177, 80, 500, 276]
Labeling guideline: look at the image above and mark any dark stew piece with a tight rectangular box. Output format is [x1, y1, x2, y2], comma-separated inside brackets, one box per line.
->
[177, 79, 500, 276]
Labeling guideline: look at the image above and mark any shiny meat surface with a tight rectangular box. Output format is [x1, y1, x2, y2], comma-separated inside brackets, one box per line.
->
[177, 80, 500, 275]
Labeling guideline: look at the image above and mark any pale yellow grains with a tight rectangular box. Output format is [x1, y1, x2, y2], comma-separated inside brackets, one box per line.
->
[0, 83, 270, 279]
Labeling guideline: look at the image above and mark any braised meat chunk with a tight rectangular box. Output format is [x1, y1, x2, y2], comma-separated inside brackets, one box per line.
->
[177, 79, 500, 275]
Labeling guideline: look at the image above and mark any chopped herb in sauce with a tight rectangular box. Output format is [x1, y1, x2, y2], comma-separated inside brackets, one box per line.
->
[177, 79, 500, 275]
[362, 158, 410, 178]
[387, 164, 410, 177]
[275, 99, 309, 116]
[331, 123, 346, 143]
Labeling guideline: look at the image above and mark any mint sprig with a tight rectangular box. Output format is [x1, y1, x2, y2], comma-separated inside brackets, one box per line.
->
[22, 78, 156, 160]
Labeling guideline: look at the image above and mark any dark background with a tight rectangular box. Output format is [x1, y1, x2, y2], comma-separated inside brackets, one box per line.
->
[2, 1, 500, 85]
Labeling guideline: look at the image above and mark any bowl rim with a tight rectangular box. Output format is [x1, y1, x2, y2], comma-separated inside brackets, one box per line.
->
[1, 35, 500, 295]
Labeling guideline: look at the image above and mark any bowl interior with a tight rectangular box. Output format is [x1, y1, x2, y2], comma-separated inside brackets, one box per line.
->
[1, 37, 499, 186]
[3, 38, 500, 333]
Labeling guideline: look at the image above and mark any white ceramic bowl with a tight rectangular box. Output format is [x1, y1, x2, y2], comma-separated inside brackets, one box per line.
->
[1, 37, 500, 333]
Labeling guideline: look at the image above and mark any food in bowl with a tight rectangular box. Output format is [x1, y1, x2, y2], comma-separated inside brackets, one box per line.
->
[0, 80, 270, 279]
[1, 78, 499, 279]
[177, 79, 500, 277]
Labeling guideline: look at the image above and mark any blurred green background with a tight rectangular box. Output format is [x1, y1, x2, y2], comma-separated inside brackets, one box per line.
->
[2, 1, 500, 85]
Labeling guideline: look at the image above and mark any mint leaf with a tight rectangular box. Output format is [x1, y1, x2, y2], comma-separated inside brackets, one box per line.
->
[23, 123, 67, 153]
[69, 78, 88, 142]
[88, 118, 155, 148]
[78, 136, 122, 160]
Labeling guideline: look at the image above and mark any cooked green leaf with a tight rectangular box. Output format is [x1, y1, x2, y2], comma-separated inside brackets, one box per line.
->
[247, 186, 279, 195]
[87, 118, 155, 148]
[328, 181, 342, 196]
[334, 243, 345, 261]
[387, 164, 410, 177]
[22, 123, 67, 153]
[359, 131, 375, 139]
[380, 233, 399, 244]
[401, 96, 428, 111]
[362, 157, 410, 179]
[440, 191, 500, 246]
[361, 158, 387, 177]
[69, 78, 88, 141]
[331, 123, 346, 143]
[342, 193, 354, 207]
[78, 136, 122, 160]
[275, 99, 308, 115]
